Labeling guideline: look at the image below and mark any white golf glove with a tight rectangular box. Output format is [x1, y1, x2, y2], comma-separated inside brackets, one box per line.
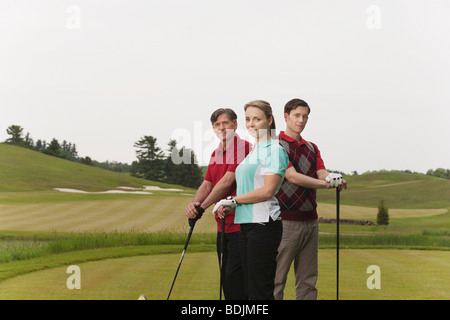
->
[212, 197, 237, 214]
[326, 173, 343, 188]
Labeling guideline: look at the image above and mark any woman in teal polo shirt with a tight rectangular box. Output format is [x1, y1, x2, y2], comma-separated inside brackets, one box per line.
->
[217, 100, 289, 300]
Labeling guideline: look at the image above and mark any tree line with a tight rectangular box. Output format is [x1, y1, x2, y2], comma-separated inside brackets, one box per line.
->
[353, 169, 450, 180]
[130, 136, 203, 188]
[3, 125, 130, 172]
[5, 125, 80, 161]
[426, 168, 450, 180]
[3, 125, 203, 188]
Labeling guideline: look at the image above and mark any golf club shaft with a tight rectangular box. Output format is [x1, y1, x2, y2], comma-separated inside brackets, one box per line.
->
[336, 187, 340, 300]
[219, 218, 225, 300]
[167, 224, 195, 300]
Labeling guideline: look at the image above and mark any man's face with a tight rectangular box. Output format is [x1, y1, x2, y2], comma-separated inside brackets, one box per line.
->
[284, 106, 309, 135]
[212, 113, 237, 144]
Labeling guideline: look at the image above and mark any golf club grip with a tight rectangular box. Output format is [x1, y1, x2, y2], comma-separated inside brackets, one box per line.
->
[188, 207, 204, 228]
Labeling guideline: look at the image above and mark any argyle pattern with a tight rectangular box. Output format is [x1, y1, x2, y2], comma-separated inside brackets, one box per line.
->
[276, 137, 319, 221]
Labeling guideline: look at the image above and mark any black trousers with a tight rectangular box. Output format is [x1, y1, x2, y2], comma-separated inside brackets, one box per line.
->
[239, 218, 283, 300]
[216, 231, 248, 300]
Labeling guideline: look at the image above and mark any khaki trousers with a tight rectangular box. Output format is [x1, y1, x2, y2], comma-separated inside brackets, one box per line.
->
[274, 219, 318, 300]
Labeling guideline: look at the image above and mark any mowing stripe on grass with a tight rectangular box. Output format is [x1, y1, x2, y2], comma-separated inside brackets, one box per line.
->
[1, 198, 445, 233]
[0, 249, 448, 300]
[317, 203, 447, 220]
[0, 197, 217, 233]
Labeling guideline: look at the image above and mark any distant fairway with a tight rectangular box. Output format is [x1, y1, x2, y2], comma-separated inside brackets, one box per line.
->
[0, 196, 445, 233]
[0, 196, 217, 233]
[318, 171, 450, 210]
[317, 203, 447, 220]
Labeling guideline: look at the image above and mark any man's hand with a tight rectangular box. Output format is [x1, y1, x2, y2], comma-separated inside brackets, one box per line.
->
[326, 173, 343, 187]
[188, 205, 205, 228]
[185, 202, 202, 219]
[326, 173, 348, 191]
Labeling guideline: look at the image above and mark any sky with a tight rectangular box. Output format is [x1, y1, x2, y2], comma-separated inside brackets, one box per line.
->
[1, 0, 449, 174]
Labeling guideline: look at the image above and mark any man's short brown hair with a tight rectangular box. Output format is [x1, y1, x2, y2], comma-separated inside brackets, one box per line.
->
[210, 108, 238, 124]
[284, 98, 310, 115]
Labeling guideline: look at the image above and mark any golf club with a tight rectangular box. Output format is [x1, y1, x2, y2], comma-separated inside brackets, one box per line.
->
[219, 217, 225, 300]
[336, 187, 340, 300]
[167, 206, 204, 300]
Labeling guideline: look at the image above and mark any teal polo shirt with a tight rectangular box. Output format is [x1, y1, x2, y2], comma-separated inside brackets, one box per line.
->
[234, 139, 289, 224]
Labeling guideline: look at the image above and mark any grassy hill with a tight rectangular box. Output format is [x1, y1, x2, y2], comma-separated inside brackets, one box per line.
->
[1, 143, 449, 209]
[318, 171, 450, 209]
[0, 143, 182, 193]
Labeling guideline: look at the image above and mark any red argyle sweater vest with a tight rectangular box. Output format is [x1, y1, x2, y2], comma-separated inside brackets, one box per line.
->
[276, 136, 319, 221]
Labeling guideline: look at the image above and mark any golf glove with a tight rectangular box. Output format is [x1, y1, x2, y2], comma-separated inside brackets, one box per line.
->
[326, 173, 343, 188]
[188, 206, 204, 228]
[212, 197, 237, 214]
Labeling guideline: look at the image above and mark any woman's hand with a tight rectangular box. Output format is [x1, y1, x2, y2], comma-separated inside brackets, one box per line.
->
[217, 205, 232, 219]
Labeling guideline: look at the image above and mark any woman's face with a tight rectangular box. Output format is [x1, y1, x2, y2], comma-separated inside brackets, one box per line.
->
[245, 106, 272, 140]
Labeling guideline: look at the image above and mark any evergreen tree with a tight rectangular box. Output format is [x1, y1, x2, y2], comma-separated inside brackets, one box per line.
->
[5, 125, 24, 145]
[60, 140, 78, 161]
[71, 144, 78, 159]
[134, 136, 165, 162]
[165, 139, 180, 184]
[181, 147, 203, 188]
[23, 132, 34, 149]
[377, 200, 389, 225]
[80, 156, 93, 166]
[35, 139, 44, 152]
[132, 136, 165, 181]
[43, 138, 64, 158]
[165, 139, 203, 188]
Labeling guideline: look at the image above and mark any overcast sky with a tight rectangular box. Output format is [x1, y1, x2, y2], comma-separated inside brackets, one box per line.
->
[1, 0, 449, 174]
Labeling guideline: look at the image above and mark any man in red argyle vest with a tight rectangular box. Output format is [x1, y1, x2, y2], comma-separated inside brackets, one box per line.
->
[274, 98, 347, 300]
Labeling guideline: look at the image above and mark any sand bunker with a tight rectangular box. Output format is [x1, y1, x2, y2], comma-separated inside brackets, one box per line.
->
[118, 186, 183, 192]
[53, 188, 152, 195]
[53, 185, 183, 195]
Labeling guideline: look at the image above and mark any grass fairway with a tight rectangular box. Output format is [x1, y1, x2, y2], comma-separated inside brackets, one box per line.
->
[317, 171, 450, 209]
[317, 203, 447, 220]
[0, 197, 217, 233]
[0, 196, 446, 234]
[0, 249, 448, 300]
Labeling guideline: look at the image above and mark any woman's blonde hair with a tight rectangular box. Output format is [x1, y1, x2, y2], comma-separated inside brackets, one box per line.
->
[244, 100, 276, 132]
